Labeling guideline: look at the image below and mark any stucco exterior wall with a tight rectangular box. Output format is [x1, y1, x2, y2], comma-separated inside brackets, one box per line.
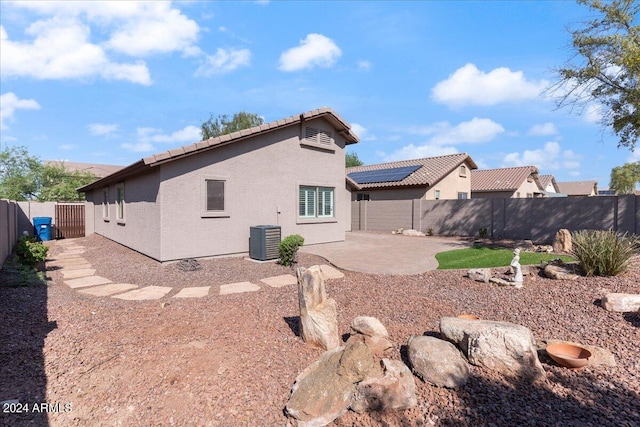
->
[351, 187, 426, 201]
[88, 169, 162, 260]
[156, 117, 349, 261]
[471, 190, 515, 199]
[425, 162, 472, 200]
[513, 179, 542, 198]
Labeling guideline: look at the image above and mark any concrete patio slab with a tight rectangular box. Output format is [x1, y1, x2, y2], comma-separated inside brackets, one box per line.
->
[219, 282, 261, 295]
[49, 257, 88, 266]
[62, 269, 96, 279]
[300, 232, 471, 275]
[65, 275, 112, 289]
[57, 263, 93, 271]
[260, 274, 297, 288]
[78, 283, 138, 297]
[58, 250, 86, 256]
[112, 286, 173, 300]
[319, 264, 345, 279]
[173, 287, 211, 298]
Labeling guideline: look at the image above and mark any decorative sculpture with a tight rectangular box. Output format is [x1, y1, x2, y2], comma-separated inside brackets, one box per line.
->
[510, 248, 523, 288]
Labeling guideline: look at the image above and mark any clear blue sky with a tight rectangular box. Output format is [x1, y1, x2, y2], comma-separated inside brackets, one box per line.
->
[1, 1, 636, 188]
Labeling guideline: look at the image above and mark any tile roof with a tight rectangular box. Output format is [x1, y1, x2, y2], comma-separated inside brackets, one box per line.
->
[471, 166, 539, 192]
[79, 107, 358, 192]
[44, 161, 124, 178]
[346, 153, 477, 189]
[556, 181, 598, 196]
[538, 174, 559, 192]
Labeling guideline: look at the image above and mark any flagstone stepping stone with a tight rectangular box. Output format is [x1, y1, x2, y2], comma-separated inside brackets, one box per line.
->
[260, 274, 297, 288]
[112, 286, 173, 301]
[79, 283, 138, 297]
[173, 286, 211, 298]
[58, 263, 93, 271]
[65, 275, 112, 289]
[58, 250, 86, 256]
[320, 264, 345, 279]
[219, 282, 261, 295]
[49, 258, 89, 267]
[62, 269, 96, 279]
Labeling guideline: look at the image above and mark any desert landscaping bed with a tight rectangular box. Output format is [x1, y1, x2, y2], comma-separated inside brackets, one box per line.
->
[1, 234, 639, 426]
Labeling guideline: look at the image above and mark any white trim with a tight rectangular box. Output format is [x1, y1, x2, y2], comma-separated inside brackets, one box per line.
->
[201, 175, 230, 218]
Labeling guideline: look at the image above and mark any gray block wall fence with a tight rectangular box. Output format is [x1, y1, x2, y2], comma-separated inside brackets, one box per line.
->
[351, 195, 640, 243]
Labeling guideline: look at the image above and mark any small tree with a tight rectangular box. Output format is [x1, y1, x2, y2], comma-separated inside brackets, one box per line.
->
[346, 151, 364, 167]
[201, 112, 264, 140]
[0, 146, 43, 200]
[40, 163, 97, 202]
[609, 161, 640, 194]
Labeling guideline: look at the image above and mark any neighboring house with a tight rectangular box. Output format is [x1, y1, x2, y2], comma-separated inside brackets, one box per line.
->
[538, 174, 567, 197]
[471, 166, 544, 199]
[346, 153, 478, 201]
[598, 188, 617, 196]
[556, 181, 598, 197]
[79, 107, 358, 262]
[44, 161, 124, 179]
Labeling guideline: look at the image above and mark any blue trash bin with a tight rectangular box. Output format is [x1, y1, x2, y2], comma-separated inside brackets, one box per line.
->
[33, 217, 52, 241]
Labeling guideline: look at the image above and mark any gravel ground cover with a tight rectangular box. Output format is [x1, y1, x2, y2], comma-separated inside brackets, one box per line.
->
[1, 234, 639, 427]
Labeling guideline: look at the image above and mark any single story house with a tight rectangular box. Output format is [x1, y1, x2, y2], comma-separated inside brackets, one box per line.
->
[79, 107, 358, 262]
[346, 153, 478, 201]
[471, 166, 544, 198]
[45, 160, 124, 179]
[556, 181, 598, 197]
[538, 174, 567, 197]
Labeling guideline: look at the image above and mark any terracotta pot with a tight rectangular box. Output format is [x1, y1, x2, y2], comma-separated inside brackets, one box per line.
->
[457, 314, 481, 320]
[546, 343, 591, 369]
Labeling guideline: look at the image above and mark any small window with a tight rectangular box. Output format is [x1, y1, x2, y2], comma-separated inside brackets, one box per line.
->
[526, 193, 533, 198]
[206, 180, 225, 211]
[102, 188, 109, 219]
[457, 192, 468, 200]
[356, 193, 370, 201]
[434, 190, 440, 200]
[300, 186, 334, 218]
[516, 192, 521, 198]
[459, 165, 467, 177]
[116, 183, 125, 221]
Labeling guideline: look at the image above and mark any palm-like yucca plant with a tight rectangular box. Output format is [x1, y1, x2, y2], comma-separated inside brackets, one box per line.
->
[570, 230, 639, 276]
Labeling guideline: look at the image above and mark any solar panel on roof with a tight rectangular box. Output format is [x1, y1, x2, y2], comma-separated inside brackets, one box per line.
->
[348, 165, 422, 184]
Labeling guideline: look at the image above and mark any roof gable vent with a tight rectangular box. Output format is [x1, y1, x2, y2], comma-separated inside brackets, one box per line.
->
[305, 127, 333, 145]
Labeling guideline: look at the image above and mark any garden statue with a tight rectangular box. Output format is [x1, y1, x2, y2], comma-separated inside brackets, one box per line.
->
[510, 248, 523, 288]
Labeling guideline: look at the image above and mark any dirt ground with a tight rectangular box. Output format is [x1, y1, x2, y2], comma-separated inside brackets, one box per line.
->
[1, 234, 639, 427]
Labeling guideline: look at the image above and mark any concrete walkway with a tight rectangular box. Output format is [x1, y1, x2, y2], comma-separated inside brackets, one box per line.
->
[300, 231, 471, 275]
[50, 239, 344, 301]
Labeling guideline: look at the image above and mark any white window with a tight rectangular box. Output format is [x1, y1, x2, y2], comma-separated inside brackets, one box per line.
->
[434, 190, 440, 200]
[116, 183, 125, 221]
[102, 187, 109, 219]
[457, 192, 468, 200]
[299, 186, 334, 218]
[459, 165, 467, 177]
[526, 193, 533, 198]
[206, 180, 225, 211]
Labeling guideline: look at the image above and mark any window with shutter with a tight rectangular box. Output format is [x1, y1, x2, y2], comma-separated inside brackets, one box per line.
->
[303, 127, 334, 147]
[206, 180, 225, 211]
[299, 186, 333, 218]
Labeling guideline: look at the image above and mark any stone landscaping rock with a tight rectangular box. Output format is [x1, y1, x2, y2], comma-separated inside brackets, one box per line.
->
[440, 317, 546, 381]
[543, 264, 580, 280]
[351, 359, 418, 413]
[296, 266, 340, 351]
[401, 229, 425, 237]
[407, 335, 469, 388]
[552, 229, 572, 253]
[542, 340, 616, 368]
[467, 268, 491, 283]
[601, 293, 640, 313]
[348, 316, 393, 355]
[286, 340, 376, 427]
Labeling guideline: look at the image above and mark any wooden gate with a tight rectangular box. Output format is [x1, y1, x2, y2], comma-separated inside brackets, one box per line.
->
[55, 204, 85, 239]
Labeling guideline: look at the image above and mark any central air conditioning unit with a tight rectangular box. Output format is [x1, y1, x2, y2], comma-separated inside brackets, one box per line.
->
[249, 225, 281, 261]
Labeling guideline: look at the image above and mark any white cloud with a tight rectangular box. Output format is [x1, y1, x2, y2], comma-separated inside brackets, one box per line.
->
[408, 117, 504, 145]
[279, 33, 341, 72]
[121, 142, 154, 153]
[357, 60, 372, 71]
[431, 63, 549, 107]
[121, 125, 202, 153]
[351, 123, 376, 142]
[0, 92, 41, 130]
[584, 103, 602, 124]
[58, 144, 77, 150]
[627, 150, 640, 162]
[382, 144, 459, 162]
[195, 48, 251, 76]
[528, 122, 558, 136]
[88, 123, 119, 136]
[502, 141, 581, 171]
[0, 21, 151, 84]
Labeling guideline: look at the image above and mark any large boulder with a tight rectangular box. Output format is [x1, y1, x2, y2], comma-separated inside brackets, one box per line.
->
[467, 268, 491, 283]
[285, 340, 376, 427]
[296, 266, 340, 350]
[552, 229, 572, 253]
[402, 229, 425, 237]
[351, 359, 418, 413]
[601, 293, 640, 312]
[440, 317, 546, 381]
[543, 264, 580, 280]
[408, 335, 469, 388]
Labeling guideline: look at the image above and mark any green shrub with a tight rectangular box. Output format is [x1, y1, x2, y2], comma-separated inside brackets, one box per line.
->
[571, 230, 639, 276]
[426, 228, 434, 236]
[479, 227, 488, 238]
[278, 234, 304, 267]
[15, 236, 49, 266]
